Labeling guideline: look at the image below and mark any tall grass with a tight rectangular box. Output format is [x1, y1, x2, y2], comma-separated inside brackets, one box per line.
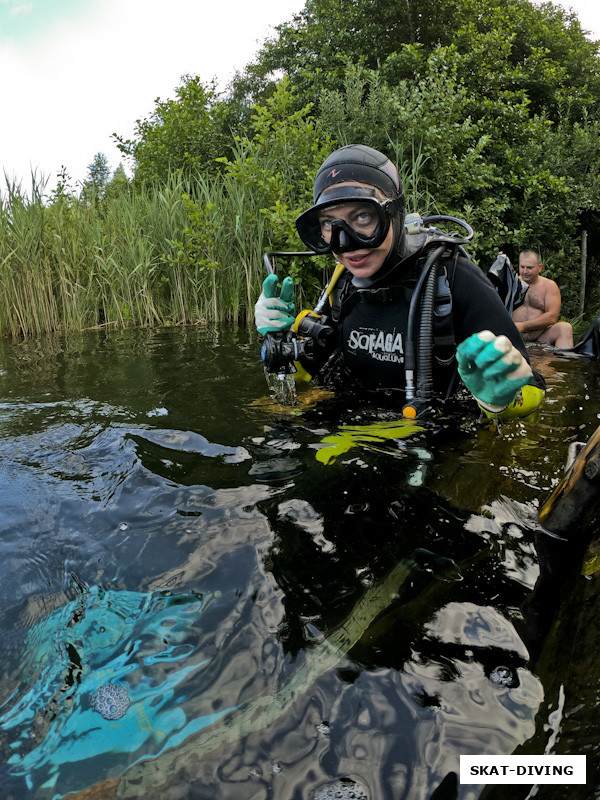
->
[0, 179, 58, 337]
[0, 172, 269, 338]
[0, 147, 430, 339]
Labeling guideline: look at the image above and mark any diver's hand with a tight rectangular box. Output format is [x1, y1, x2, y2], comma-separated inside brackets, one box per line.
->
[456, 330, 533, 411]
[254, 274, 295, 335]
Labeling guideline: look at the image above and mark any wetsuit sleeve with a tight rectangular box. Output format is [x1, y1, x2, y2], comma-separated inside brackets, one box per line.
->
[452, 258, 546, 414]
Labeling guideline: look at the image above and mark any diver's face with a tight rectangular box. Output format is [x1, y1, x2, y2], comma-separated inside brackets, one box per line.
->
[318, 182, 393, 279]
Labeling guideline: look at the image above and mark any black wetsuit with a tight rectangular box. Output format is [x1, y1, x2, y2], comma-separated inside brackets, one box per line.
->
[300, 247, 545, 399]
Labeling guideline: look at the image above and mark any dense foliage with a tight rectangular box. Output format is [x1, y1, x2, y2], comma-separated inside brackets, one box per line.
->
[235, 0, 600, 314]
[1, 0, 598, 337]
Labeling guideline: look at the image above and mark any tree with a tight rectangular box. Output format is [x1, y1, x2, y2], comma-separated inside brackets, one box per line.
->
[80, 152, 111, 205]
[113, 76, 233, 185]
[102, 164, 131, 205]
[217, 78, 334, 296]
[236, 0, 600, 125]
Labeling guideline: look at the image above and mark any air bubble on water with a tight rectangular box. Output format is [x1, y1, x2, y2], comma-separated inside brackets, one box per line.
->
[313, 779, 369, 800]
[265, 371, 297, 405]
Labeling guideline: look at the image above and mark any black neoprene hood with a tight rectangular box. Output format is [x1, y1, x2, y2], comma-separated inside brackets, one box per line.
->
[313, 144, 403, 202]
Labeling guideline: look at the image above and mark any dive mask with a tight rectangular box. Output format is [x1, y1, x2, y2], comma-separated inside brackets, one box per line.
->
[296, 186, 400, 255]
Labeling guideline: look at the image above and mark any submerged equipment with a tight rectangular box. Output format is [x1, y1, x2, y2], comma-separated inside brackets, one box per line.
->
[559, 311, 600, 359]
[538, 423, 600, 542]
[521, 422, 600, 660]
[0, 585, 236, 797]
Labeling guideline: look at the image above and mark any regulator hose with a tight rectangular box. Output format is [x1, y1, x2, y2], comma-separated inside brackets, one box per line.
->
[404, 244, 445, 404]
[416, 255, 441, 405]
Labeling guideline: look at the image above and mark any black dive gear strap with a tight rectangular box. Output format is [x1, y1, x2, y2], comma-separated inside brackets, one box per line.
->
[296, 186, 402, 255]
[323, 247, 458, 416]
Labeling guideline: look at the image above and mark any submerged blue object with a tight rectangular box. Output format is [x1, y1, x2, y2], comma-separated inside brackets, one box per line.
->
[0, 585, 237, 799]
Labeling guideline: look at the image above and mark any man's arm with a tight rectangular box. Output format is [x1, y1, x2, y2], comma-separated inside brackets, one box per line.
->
[513, 281, 561, 334]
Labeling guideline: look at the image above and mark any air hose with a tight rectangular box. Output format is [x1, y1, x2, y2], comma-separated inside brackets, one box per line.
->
[403, 244, 445, 418]
[416, 254, 440, 404]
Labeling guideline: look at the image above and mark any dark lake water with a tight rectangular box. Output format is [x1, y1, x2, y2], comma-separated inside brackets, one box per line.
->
[0, 325, 599, 800]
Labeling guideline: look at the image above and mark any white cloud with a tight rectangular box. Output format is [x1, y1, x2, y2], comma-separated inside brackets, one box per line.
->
[9, 4, 33, 17]
[570, 0, 600, 40]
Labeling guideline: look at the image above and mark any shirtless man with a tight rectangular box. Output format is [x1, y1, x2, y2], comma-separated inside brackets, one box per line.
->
[512, 249, 574, 348]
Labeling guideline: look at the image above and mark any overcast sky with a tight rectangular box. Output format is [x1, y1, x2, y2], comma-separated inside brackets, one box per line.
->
[1, 0, 599, 197]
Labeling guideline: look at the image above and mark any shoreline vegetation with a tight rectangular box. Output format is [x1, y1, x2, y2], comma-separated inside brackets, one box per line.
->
[2, 0, 599, 339]
[0, 171, 268, 337]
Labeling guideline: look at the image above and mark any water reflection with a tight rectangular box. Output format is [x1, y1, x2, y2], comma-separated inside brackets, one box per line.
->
[0, 329, 598, 799]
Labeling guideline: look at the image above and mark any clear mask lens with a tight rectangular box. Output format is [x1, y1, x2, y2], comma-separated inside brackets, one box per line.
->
[296, 197, 392, 255]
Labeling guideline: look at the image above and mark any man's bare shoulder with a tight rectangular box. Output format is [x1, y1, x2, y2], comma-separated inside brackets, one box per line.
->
[538, 274, 560, 291]
[526, 274, 560, 301]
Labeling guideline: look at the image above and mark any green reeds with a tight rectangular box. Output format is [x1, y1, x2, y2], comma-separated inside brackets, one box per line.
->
[0, 179, 59, 337]
[0, 141, 433, 339]
[0, 171, 269, 338]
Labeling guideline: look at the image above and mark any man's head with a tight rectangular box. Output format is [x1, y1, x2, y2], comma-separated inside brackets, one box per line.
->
[296, 145, 406, 282]
[518, 249, 543, 285]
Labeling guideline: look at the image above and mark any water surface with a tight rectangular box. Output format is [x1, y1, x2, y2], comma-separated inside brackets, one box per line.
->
[0, 326, 598, 800]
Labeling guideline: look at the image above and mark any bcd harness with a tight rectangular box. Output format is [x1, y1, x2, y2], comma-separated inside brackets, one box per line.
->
[312, 243, 459, 418]
[327, 248, 457, 368]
